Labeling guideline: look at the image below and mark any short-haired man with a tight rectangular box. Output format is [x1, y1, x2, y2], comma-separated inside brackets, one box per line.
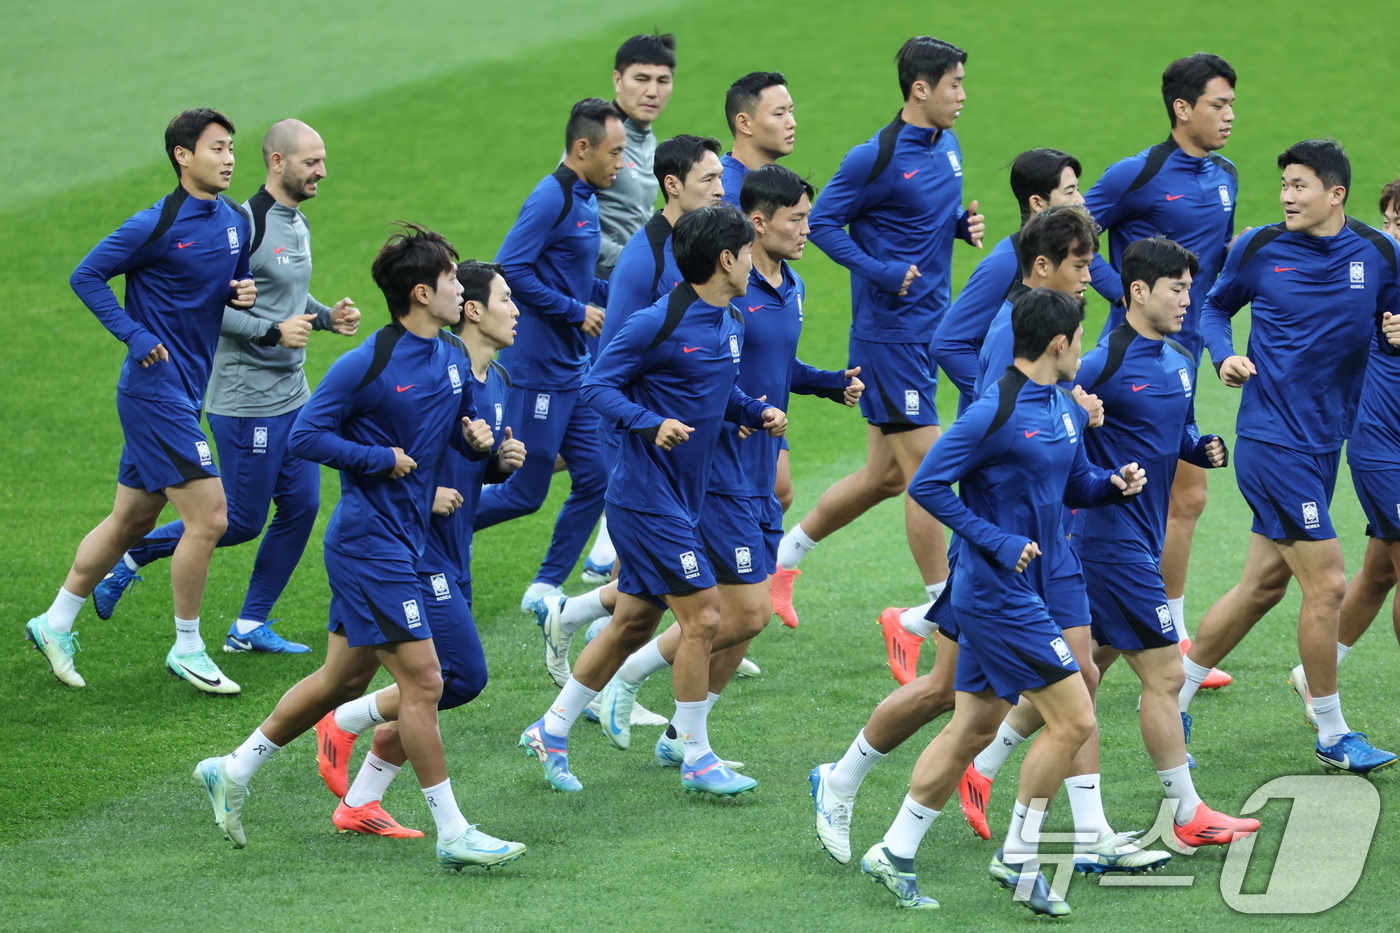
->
[94, 118, 361, 654]
[1084, 53, 1240, 678]
[519, 206, 784, 797]
[1188, 140, 1399, 773]
[859, 288, 1144, 916]
[476, 99, 625, 612]
[25, 109, 255, 694]
[194, 225, 524, 869]
[719, 72, 795, 209]
[774, 37, 985, 628]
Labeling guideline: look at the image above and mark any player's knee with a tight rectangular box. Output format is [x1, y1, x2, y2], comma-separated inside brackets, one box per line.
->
[874, 468, 907, 498]
[775, 485, 794, 513]
[1077, 657, 1101, 695]
[1155, 662, 1186, 698]
[402, 667, 444, 703]
[438, 667, 487, 710]
[683, 606, 723, 642]
[909, 676, 955, 719]
[1061, 708, 1097, 748]
[567, 460, 608, 497]
[1168, 484, 1207, 522]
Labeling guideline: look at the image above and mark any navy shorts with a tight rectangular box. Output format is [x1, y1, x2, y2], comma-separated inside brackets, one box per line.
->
[1234, 437, 1339, 541]
[930, 573, 958, 639]
[699, 493, 782, 585]
[608, 503, 715, 608]
[1083, 559, 1178, 651]
[116, 394, 220, 493]
[1048, 546, 1091, 630]
[421, 573, 487, 710]
[848, 337, 939, 429]
[1351, 467, 1400, 541]
[325, 549, 431, 647]
[952, 604, 1080, 703]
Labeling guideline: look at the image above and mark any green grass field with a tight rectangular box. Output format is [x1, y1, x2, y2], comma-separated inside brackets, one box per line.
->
[3, 2, 1399, 930]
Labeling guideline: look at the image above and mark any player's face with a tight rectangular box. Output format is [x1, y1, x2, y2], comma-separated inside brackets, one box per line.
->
[918, 63, 966, 131]
[426, 266, 465, 328]
[178, 123, 235, 197]
[279, 131, 327, 202]
[1383, 201, 1400, 243]
[1044, 249, 1094, 300]
[675, 150, 726, 212]
[1141, 270, 1193, 337]
[480, 274, 519, 349]
[581, 117, 628, 189]
[1047, 167, 1084, 207]
[759, 192, 812, 262]
[1178, 76, 1235, 152]
[1280, 164, 1344, 234]
[613, 63, 673, 126]
[745, 85, 796, 158]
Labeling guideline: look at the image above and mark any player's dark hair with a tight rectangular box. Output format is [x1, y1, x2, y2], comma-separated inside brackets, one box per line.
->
[1012, 287, 1085, 360]
[1017, 205, 1098, 279]
[614, 33, 677, 73]
[1121, 237, 1199, 300]
[740, 164, 816, 218]
[894, 36, 967, 100]
[1161, 53, 1236, 126]
[165, 108, 235, 179]
[725, 71, 787, 136]
[672, 205, 755, 284]
[654, 134, 722, 203]
[1278, 139, 1350, 202]
[372, 223, 460, 320]
[565, 98, 625, 151]
[1009, 149, 1082, 225]
[1379, 179, 1400, 216]
[456, 260, 505, 309]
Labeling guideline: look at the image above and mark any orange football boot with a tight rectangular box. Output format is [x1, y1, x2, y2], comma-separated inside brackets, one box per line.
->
[770, 567, 801, 628]
[1173, 801, 1259, 847]
[878, 607, 923, 686]
[316, 712, 359, 798]
[333, 799, 424, 838]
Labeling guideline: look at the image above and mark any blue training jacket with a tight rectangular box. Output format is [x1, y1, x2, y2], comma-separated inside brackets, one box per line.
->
[601, 211, 681, 354]
[718, 153, 751, 210]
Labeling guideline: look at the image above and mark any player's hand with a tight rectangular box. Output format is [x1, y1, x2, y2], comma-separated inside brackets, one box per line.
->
[1228, 226, 1254, 251]
[762, 406, 788, 437]
[1112, 462, 1147, 497]
[432, 486, 464, 515]
[1218, 355, 1256, 387]
[1072, 385, 1105, 428]
[1203, 437, 1227, 467]
[1383, 312, 1400, 348]
[278, 313, 317, 349]
[462, 417, 494, 452]
[842, 367, 865, 406]
[897, 265, 921, 297]
[966, 200, 985, 249]
[139, 343, 170, 367]
[497, 427, 526, 473]
[389, 447, 416, 479]
[229, 278, 256, 309]
[655, 418, 694, 450]
[330, 298, 360, 336]
[580, 303, 605, 337]
[1014, 540, 1041, 573]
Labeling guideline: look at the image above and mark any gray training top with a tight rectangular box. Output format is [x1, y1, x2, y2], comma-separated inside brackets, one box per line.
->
[594, 112, 658, 276]
[206, 187, 334, 418]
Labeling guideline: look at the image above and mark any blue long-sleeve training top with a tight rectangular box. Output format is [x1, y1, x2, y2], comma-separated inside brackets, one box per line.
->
[718, 153, 751, 209]
[290, 324, 482, 563]
[583, 282, 770, 521]
[1084, 138, 1237, 361]
[600, 211, 681, 355]
[708, 261, 847, 498]
[908, 368, 1127, 615]
[1350, 317, 1400, 472]
[972, 285, 1030, 399]
[808, 115, 973, 344]
[70, 186, 252, 409]
[495, 165, 610, 389]
[1201, 219, 1400, 455]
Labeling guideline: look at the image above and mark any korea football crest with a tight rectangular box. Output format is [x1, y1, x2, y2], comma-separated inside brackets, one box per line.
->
[1350, 262, 1365, 289]
[1219, 185, 1232, 210]
[448, 363, 462, 393]
[493, 403, 503, 431]
[226, 227, 240, 252]
[403, 599, 422, 628]
[679, 550, 700, 579]
[430, 573, 451, 601]
[195, 440, 213, 466]
[947, 150, 963, 177]
[904, 390, 920, 416]
[253, 426, 268, 452]
[735, 547, 753, 574]
[534, 392, 551, 420]
[1061, 412, 1077, 443]
[1050, 636, 1074, 667]
[729, 334, 740, 361]
[1302, 501, 1321, 530]
[1178, 368, 1193, 398]
[1156, 604, 1174, 634]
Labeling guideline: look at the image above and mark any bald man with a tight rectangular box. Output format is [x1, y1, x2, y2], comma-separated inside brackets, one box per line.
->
[95, 119, 362, 653]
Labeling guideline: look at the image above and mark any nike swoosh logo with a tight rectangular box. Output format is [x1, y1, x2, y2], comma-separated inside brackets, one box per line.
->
[609, 704, 623, 736]
[475, 843, 513, 854]
[1077, 784, 1097, 790]
[747, 305, 763, 312]
[576, 221, 589, 228]
[682, 346, 702, 353]
[1024, 430, 1040, 438]
[228, 637, 251, 650]
[1275, 266, 1297, 272]
[1165, 194, 1185, 201]
[176, 241, 196, 249]
[273, 247, 288, 254]
[396, 384, 415, 392]
[174, 662, 223, 687]
[903, 170, 919, 179]
[1132, 383, 1150, 391]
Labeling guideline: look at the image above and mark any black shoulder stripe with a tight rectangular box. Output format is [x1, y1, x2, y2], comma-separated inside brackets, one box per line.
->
[647, 282, 699, 350]
[1347, 217, 1399, 278]
[1087, 323, 1136, 392]
[1007, 230, 1022, 284]
[983, 367, 1028, 440]
[1208, 153, 1238, 179]
[246, 187, 276, 257]
[1124, 138, 1179, 197]
[355, 323, 407, 392]
[864, 113, 905, 187]
[1003, 278, 1032, 305]
[488, 359, 513, 388]
[437, 330, 468, 355]
[139, 186, 190, 249]
[550, 165, 578, 230]
[1236, 223, 1288, 272]
[1163, 336, 1191, 360]
[644, 211, 673, 296]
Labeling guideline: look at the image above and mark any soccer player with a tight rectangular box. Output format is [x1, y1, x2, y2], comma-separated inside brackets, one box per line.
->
[718, 72, 796, 209]
[518, 205, 785, 797]
[859, 288, 1143, 916]
[315, 260, 527, 837]
[774, 36, 985, 628]
[1076, 237, 1259, 851]
[1084, 53, 1239, 677]
[25, 109, 254, 693]
[474, 99, 624, 612]
[193, 224, 526, 869]
[94, 118, 361, 654]
[1186, 140, 1399, 773]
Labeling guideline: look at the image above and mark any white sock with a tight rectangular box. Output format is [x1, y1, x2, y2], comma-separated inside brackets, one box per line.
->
[1336, 642, 1352, 667]
[334, 691, 385, 737]
[45, 588, 86, 634]
[560, 588, 608, 634]
[174, 616, 203, 655]
[1167, 596, 1188, 641]
[974, 722, 1027, 780]
[421, 778, 468, 841]
[344, 752, 400, 807]
[618, 639, 670, 687]
[926, 580, 947, 602]
[225, 728, 281, 785]
[1002, 800, 1046, 866]
[1157, 762, 1203, 823]
[1064, 774, 1113, 841]
[900, 603, 937, 638]
[707, 692, 721, 712]
[587, 517, 616, 567]
[233, 618, 264, 636]
[1313, 692, 1350, 747]
[122, 552, 141, 572]
[830, 729, 887, 797]
[883, 794, 940, 859]
[672, 699, 711, 764]
[776, 524, 818, 570]
[1179, 656, 1211, 712]
[543, 677, 599, 737]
